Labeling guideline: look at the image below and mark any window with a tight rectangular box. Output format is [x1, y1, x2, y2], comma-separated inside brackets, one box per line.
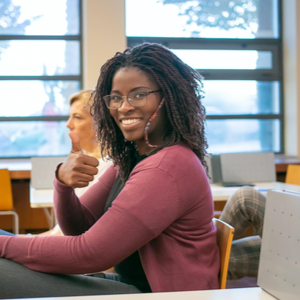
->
[0, 0, 82, 157]
[125, 0, 282, 153]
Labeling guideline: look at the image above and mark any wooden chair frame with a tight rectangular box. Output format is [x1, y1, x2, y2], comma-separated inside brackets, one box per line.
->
[213, 217, 235, 289]
[0, 169, 19, 234]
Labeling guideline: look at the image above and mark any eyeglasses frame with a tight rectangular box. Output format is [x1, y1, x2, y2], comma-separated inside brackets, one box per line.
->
[103, 89, 161, 110]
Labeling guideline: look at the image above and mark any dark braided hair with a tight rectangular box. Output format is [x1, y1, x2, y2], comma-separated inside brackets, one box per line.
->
[92, 42, 208, 182]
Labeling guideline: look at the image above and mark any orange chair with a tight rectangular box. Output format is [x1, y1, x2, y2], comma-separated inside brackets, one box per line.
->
[213, 217, 235, 289]
[0, 169, 19, 234]
[285, 164, 300, 185]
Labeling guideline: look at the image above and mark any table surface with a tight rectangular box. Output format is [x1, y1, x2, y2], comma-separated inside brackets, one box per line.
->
[30, 181, 300, 208]
[3, 158, 300, 207]
[2, 154, 300, 180]
[13, 288, 275, 300]
[30, 186, 54, 208]
[211, 181, 300, 201]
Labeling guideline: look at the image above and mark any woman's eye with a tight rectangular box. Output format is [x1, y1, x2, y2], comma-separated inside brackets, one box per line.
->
[111, 95, 122, 101]
[134, 92, 147, 99]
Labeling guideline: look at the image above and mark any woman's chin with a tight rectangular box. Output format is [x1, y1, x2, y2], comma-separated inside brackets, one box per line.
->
[122, 132, 143, 143]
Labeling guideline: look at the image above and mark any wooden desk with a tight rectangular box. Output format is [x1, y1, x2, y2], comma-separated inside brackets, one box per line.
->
[19, 287, 276, 300]
[0, 159, 31, 179]
[275, 154, 300, 173]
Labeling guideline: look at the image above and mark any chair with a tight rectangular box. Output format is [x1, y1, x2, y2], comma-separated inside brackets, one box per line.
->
[213, 217, 235, 289]
[285, 164, 300, 185]
[0, 169, 19, 234]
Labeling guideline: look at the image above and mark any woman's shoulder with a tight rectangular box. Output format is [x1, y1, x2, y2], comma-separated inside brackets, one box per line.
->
[156, 143, 197, 161]
[136, 143, 201, 173]
[162, 143, 194, 155]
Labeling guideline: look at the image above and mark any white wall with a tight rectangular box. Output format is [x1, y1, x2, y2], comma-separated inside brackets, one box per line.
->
[83, 0, 300, 156]
[283, 0, 300, 156]
[82, 0, 126, 89]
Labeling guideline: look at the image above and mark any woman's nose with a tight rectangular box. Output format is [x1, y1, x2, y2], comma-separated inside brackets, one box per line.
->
[66, 118, 73, 129]
[118, 97, 134, 112]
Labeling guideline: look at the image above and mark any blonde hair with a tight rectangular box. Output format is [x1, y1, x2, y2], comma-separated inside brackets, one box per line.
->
[69, 90, 102, 159]
[69, 89, 94, 107]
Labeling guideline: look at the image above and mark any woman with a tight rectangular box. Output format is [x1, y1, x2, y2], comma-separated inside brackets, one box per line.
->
[0, 43, 219, 298]
[39, 90, 113, 236]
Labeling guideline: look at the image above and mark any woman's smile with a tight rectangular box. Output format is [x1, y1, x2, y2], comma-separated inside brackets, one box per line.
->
[120, 117, 142, 126]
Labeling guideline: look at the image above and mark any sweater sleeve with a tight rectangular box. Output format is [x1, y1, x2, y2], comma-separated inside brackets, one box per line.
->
[53, 164, 117, 235]
[0, 166, 180, 275]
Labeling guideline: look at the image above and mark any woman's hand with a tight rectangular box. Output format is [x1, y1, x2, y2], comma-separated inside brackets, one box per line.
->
[57, 132, 99, 188]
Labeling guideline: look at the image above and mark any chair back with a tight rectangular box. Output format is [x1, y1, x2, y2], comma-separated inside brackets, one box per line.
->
[285, 165, 300, 185]
[0, 169, 14, 211]
[213, 217, 235, 289]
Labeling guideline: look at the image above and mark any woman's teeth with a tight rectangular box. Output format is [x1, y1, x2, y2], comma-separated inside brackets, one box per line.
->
[122, 119, 140, 125]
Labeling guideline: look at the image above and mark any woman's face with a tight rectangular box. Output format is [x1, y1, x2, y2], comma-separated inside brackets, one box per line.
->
[109, 67, 165, 154]
[66, 100, 96, 153]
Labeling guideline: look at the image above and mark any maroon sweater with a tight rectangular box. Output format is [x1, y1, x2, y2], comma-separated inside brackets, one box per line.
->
[0, 144, 219, 292]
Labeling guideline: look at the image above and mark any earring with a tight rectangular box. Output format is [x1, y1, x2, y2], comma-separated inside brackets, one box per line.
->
[144, 99, 165, 148]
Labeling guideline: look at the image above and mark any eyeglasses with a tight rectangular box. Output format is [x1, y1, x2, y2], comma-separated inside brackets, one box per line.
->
[103, 89, 161, 110]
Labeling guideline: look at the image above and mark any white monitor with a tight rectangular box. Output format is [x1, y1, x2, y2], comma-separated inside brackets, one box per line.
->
[220, 152, 276, 186]
[30, 156, 67, 189]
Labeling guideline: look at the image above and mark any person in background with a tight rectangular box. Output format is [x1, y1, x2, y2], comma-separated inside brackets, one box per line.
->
[219, 186, 266, 280]
[39, 90, 112, 237]
[66, 89, 113, 195]
[0, 42, 219, 297]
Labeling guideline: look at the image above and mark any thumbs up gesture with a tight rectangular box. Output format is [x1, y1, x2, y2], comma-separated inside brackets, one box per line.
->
[57, 132, 99, 188]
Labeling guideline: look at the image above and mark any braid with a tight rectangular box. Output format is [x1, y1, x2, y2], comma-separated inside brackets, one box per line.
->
[92, 43, 208, 182]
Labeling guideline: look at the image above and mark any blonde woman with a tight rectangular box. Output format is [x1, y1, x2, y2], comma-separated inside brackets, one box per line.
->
[66, 90, 112, 195]
[40, 90, 112, 236]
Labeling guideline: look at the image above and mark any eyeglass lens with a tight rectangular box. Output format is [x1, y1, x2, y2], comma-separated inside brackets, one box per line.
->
[105, 89, 151, 109]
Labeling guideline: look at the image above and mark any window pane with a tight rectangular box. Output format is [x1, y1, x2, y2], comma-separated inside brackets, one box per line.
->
[206, 119, 280, 153]
[172, 49, 272, 70]
[203, 81, 280, 115]
[0, 0, 80, 35]
[126, 0, 279, 38]
[0, 121, 71, 157]
[1, 81, 80, 117]
[0, 40, 80, 75]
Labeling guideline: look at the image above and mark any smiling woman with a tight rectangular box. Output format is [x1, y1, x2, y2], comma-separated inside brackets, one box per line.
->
[0, 43, 219, 297]
[108, 67, 165, 153]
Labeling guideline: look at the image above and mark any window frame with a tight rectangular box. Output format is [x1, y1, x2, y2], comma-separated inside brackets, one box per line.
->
[126, 0, 284, 153]
[0, 0, 83, 158]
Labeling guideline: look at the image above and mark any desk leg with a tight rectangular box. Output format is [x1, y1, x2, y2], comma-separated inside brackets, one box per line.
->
[42, 208, 55, 229]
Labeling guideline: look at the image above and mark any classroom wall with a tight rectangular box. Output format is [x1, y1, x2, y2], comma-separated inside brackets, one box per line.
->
[283, 0, 300, 156]
[82, 0, 126, 89]
[82, 0, 300, 156]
